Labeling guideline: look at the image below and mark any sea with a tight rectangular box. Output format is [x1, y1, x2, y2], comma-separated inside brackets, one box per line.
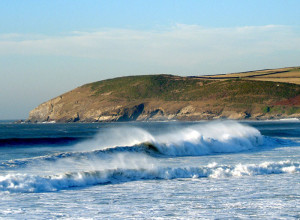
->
[0, 120, 299, 219]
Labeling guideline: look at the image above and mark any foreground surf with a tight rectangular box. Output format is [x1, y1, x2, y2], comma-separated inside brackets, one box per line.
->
[0, 160, 298, 193]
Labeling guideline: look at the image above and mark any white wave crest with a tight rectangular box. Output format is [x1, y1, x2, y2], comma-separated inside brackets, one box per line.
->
[74, 121, 264, 156]
[152, 121, 263, 156]
[0, 160, 298, 193]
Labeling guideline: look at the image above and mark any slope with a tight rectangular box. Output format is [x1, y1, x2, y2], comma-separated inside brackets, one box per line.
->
[28, 73, 300, 122]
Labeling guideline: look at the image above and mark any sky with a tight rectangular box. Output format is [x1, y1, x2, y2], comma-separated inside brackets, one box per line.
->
[1, 0, 300, 120]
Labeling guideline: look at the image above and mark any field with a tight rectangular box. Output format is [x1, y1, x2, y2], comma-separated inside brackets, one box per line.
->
[195, 67, 300, 85]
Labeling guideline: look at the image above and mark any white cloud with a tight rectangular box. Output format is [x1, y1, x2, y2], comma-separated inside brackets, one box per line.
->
[1, 24, 300, 119]
[0, 24, 299, 73]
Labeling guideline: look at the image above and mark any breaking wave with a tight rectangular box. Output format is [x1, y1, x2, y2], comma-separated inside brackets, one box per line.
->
[150, 121, 263, 156]
[0, 160, 298, 193]
[75, 121, 264, 156]
[1, 121, 296, 193]
[2, 121, 289, 172]
[0, 121, 267, 170]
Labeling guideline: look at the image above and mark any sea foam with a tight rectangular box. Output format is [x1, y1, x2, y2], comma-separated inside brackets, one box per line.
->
[73, 121, 264, 157]
[152, 121, 263, 156]
[0, 160, 298, 193]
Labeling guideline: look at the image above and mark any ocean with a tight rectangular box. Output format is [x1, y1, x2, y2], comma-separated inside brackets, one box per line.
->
[0, 120, 299, 219]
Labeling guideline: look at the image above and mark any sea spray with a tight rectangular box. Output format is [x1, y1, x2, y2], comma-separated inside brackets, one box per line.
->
[1, 152, 156, 176]
[74, 126, 155, 151]
[73, 121, 263, 156]
[153, 121, 263, 156]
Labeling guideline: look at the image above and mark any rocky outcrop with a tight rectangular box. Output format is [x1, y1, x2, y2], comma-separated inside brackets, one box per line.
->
[28, 100, 300, 123]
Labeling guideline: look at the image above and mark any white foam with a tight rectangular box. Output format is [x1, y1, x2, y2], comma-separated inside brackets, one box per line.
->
[153, 121, 263, 156]
[74, 121, 264, 156]
[279, 118, 299, 121]
[0, 160, 298, 193]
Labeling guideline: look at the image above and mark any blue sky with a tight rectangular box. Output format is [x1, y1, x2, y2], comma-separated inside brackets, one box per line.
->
[1, 0, 300, 33]
[1, 0, 300, 119]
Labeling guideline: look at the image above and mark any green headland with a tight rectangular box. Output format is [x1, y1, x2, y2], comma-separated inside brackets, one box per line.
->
[28, 67, 300, 122]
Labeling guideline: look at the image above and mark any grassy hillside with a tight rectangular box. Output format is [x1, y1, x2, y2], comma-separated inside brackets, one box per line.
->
[85, 74, 300, 103]
[28, 68, 300, 122]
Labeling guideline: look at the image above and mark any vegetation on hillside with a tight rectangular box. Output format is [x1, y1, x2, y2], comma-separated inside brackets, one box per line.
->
[29, 68, 300, 122]
[85, 74, 300, 105]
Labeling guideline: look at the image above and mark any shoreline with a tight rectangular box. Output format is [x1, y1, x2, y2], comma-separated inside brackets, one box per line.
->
[13, 117, 300, 124]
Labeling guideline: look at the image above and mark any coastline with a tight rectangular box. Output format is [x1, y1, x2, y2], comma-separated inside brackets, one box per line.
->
[16, 116, 300, 124]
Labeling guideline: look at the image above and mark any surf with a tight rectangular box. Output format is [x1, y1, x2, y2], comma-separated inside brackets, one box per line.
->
[1, 121, 298, 193]
[2, 121, 294, 172]
[74, 121, 264, 156]
[0, 160, 298, 193]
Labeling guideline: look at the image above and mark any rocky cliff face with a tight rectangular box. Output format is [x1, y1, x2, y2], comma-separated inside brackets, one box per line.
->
[27, 74, 300, 122]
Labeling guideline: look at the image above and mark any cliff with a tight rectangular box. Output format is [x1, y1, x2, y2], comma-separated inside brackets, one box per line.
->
[28, 68, 300, 122]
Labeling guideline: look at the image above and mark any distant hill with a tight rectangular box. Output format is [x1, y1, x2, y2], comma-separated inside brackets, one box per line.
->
[28, 67, 300, 122]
